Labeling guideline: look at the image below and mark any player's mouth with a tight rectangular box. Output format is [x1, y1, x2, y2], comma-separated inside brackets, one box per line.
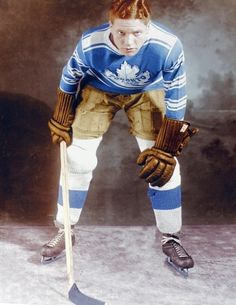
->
[122, 47, 137, 55]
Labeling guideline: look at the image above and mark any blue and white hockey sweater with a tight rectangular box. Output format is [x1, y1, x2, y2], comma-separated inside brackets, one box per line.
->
[59, 22, 187, 119]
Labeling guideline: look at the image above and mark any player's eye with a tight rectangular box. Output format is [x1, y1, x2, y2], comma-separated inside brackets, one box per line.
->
[118, 31, 125, 36]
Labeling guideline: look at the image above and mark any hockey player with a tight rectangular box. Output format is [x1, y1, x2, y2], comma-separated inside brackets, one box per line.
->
[41, 0, 197, 272]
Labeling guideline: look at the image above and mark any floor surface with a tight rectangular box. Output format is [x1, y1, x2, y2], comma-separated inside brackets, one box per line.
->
[0, 224, 236, 305]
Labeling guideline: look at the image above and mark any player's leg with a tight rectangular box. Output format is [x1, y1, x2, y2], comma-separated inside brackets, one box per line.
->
[41, 86, 119, 262]
[126, 89, 194, 271]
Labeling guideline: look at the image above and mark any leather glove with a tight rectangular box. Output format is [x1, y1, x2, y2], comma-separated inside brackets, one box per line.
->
[137, 148, 176, 187]
[137, 117, 198, 187]
[48, 89, 76, 146]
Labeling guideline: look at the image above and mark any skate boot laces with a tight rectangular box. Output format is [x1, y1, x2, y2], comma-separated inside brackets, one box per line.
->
[46, 229, 65, 248]
[162, 235, 189, 258]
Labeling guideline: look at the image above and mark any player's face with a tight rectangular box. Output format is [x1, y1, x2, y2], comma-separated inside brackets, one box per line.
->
[110, 18, 149, 56]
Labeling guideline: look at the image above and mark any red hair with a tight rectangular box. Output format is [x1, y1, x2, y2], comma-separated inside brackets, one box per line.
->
[109, 0, 151, 25]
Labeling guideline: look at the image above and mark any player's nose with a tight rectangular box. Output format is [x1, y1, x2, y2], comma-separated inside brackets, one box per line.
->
[123, 34, 134, 46]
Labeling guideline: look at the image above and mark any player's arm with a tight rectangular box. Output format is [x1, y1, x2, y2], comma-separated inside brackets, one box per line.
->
[48, 40, 89, 146]
[137, 39, 198, 187]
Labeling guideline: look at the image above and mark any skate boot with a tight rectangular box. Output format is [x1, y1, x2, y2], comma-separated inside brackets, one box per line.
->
[162, 234, 194, 276]
[41, 222, 75, 264]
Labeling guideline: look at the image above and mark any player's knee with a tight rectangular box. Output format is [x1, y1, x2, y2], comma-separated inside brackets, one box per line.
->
[67, 145, 98, 174]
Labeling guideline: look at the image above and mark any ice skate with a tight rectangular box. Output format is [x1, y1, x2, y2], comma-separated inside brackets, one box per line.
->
[41, 225, 75, 264]
[162, 234, 194, 277]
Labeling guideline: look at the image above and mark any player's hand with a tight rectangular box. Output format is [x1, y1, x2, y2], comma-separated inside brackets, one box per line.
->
[48, 118, 72, 146]
[137, 147, 176, 187]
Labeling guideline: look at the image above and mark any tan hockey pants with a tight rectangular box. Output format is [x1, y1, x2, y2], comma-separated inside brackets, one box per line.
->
[72, 85, 166, 140]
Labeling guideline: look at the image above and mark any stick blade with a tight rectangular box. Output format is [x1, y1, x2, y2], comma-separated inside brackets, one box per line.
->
[69, 283, 106, 305]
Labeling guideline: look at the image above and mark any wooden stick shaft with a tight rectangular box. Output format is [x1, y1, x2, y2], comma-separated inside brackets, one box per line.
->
[60, 141, 74, 287]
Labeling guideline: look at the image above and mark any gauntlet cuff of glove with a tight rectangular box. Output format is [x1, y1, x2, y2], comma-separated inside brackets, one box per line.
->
[52, 89, 76, 126]
[155, 117, 195, 156]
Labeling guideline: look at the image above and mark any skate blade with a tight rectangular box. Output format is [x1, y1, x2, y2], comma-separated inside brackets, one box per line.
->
[41, 251, 65, 264]
[166, 257, 189, 278]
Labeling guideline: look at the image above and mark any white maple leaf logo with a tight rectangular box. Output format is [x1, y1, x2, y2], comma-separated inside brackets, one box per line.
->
[116, 61, 140, 80]
[105, 61, 150, 88]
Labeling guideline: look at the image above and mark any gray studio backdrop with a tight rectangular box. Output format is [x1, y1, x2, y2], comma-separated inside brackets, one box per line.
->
[0, 0, 235, 225]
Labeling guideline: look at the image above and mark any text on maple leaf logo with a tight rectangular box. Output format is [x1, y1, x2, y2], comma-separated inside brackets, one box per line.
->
[105, 61, 150, 87]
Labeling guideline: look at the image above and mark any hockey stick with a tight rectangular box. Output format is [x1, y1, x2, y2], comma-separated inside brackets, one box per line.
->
[60, 141, 106, 305]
